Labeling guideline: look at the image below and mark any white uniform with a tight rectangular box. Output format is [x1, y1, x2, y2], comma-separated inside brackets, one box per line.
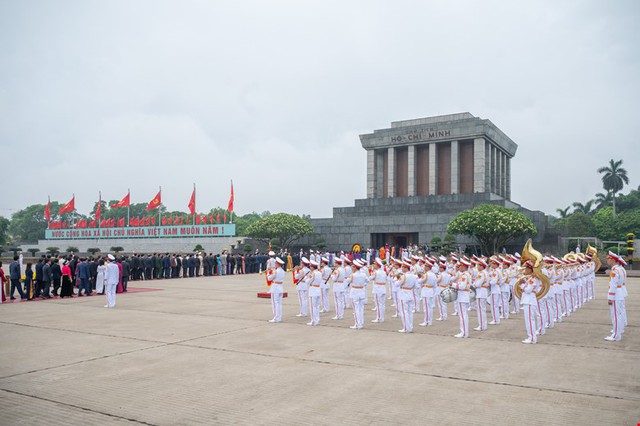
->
[488, 266, 502, 324]
[306, 269, 322, 326]
[500, 265, 511, 319]
[268, 267, 285, 322]
[294, 266, 310, 316]
[105, 261, 119, 308]
[372, 268, 387, 322]
[398, 272, 416, 332]
[453, 271, 471, 337]
[332, 266, 346, 319]
[472, 268, 488, 331]
[320, 264, 331, 313]
[349, 269, 368, 329]
[435, 269, 450, 320]
[419, 270, 436, 326]
[607, 264, 626, 341]
[519, 275, 540, 344]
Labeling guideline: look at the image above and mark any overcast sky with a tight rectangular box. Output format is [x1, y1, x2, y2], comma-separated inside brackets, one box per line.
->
[1, 0, 638, 220]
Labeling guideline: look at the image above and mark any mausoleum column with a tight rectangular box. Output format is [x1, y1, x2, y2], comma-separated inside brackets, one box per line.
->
[367, 150, 375, 198]
[428, 143, 437, 195]
[408, 145, 416, 196]
[375, 150, 385, 198]
[473, 138, 486, 193]
[450, 140, 459, 194]
[387, 147, 396, 197]
[506, 156, 511, 200]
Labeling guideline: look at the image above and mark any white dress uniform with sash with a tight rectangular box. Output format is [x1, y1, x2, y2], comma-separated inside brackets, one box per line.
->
[320, 261, 332, 313]
[349, 264, 368, 329]
[294, 263, 310, 317]
[606, 261, 626, 341]
[519, 274, 540, 344]
[268, 259, 285, 322]
[398, 268, 416, 333]
[452, 269, 471, 338]
[306, 265, 322, 326]
[435, 266, 450, 321]
[488, 264, 502, 325]
[372, 264, 387, 322]
[419, 269, 436, 326]
[332, 262, 346, 320]
[500, 263, 511, 319]
[472, 266, 488, 331]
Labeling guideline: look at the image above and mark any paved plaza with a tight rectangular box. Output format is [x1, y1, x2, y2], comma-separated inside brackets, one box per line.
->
[1, 274, 638, 425]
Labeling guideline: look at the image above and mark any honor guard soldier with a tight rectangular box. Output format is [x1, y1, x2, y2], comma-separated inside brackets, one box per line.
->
[348, 260, 368, 329]
[605, 251, 627, 341]
[320, 257, 332, 313]
[331, 258, 346, 320]
[371, 259, 387, 323]
[397, 261, 416, 333]
[452, 259, 471, 338]
[419, 259, 436, 327]
[488, 257, 502, 325]
[294, 257, 310, 317]
[472, 258, 489, 331]
[519, 260, 539, 344]
[268, 257, 286, 323]
[305, 260, 322, 326]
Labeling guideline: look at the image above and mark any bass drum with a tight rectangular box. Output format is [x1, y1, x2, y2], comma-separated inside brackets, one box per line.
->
[440, 287, 458, 303]
[469, 288, 477, 303]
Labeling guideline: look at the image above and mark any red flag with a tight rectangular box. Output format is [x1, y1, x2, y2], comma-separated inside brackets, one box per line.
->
[118, 218, 125, 227]
[188, 187, 196, 215]
[174, 215, 180, 225]
[216, 213, 221, 223]
[162, 216, 167, 225]
[151, 216, 155, 226]
[58, 196, 75, 215]
[111, 192, 130, 208]
[44, 197, 51, 223]
[195, 215, 201, 224]
[209, 215, 214, 223]
[89, 220, 96, 228]
[96, 194, 102, 221]
[110, 218, 116, 227]
[223, 213, 227, 223]
[167, 216, 173, 225]
[146, 191, 161, 211]
[227, 180, 234, 213]
[202, 215, 208, 224]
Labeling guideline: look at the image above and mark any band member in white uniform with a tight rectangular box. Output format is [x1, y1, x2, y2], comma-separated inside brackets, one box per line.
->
[331, 258, 346, 320]
[500, 258, 511, 319]
[397, 261, 416, 333]
[472, 258, 489, 331]
[305, 261, 322, 326]
[519, 260, 539, 344]
[343, 257, 352, 310]
[488, 257, 502, 325]
[452, 259, 471, 338]
[435, 262, 449, 321]
[268, 257, 286, 323]
[320, 257, 332, 313]
[349, 260, 368, 329]
[419, 259, 436, 327]
[294, 257, 310, 317]
[605, 251, 627, 341]
[371, 259, 387, 323]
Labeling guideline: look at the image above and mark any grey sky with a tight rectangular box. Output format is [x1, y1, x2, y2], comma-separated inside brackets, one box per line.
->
[1, 0, 638, 220]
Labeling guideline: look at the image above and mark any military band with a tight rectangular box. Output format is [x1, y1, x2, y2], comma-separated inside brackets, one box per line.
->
[263, 242, 628, 344]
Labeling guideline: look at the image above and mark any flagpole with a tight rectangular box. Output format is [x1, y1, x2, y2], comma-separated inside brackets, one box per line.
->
[193, 182, 196, 226]
[158, 186, 162, 227]
[72, 193, 76, 239]
[47, 195, 50, 229]
[127, 188, 130, 227]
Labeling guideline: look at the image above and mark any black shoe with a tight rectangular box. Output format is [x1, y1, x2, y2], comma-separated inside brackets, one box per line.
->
[10, 297, 16, 300]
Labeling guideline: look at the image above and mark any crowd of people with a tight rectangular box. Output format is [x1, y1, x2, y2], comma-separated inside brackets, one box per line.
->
[265, 247, 629, 344]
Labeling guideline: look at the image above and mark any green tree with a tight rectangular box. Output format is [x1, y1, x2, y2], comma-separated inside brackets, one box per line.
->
[0, 216, 10, 244]
[597, 159, 629, 216]
[593, 207, 618, 241]
[566, 212, 596, 237]
[234, 212, 264, 236]
[110, 246, 124, 254]
[245, 213, 313, 249]
[572, 200, 595, 216]
[594, 192, 613, 210]
[555, 206, 571, 219]
[87, 248, 101, 256]
[27, 248, 39, 257]
[447, 204, 537, 255]
[46, 247, 60, 255]
[66, 246, 79, 254]
[194, 244, 205, 252]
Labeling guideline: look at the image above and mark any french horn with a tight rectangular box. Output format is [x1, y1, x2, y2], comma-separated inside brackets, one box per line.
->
[513, 239, 551, 301]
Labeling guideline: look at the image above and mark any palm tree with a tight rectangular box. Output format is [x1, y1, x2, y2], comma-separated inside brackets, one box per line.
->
[556, 206, 571, 218]
[594, 192, 613, 210]
[597, 159, 629, 216]
[572, 200, 595, 215]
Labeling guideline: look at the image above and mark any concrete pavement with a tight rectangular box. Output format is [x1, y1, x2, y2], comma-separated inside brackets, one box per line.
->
[1, 274, 638, 425]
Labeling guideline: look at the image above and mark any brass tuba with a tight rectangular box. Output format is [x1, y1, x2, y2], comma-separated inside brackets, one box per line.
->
[586, 243, 602, 271]
[514, 239, 551, 300]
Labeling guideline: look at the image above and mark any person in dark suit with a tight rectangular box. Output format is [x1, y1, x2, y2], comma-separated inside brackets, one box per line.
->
[35, 257, 44, 298]
[162, 253, 171, 279]
[131, 254, 140, 280]
[194, 254, 201, 277]
[41, 259, 52, 298]
[77, 258, 91, 296]
[89, 257, 98, 291]
[121, 257, 130, 291]
[144, 255, 153, 280]
[188, 255, 196, 277]
[51, 258, 62, 296]
[9, 256, 26, 300]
